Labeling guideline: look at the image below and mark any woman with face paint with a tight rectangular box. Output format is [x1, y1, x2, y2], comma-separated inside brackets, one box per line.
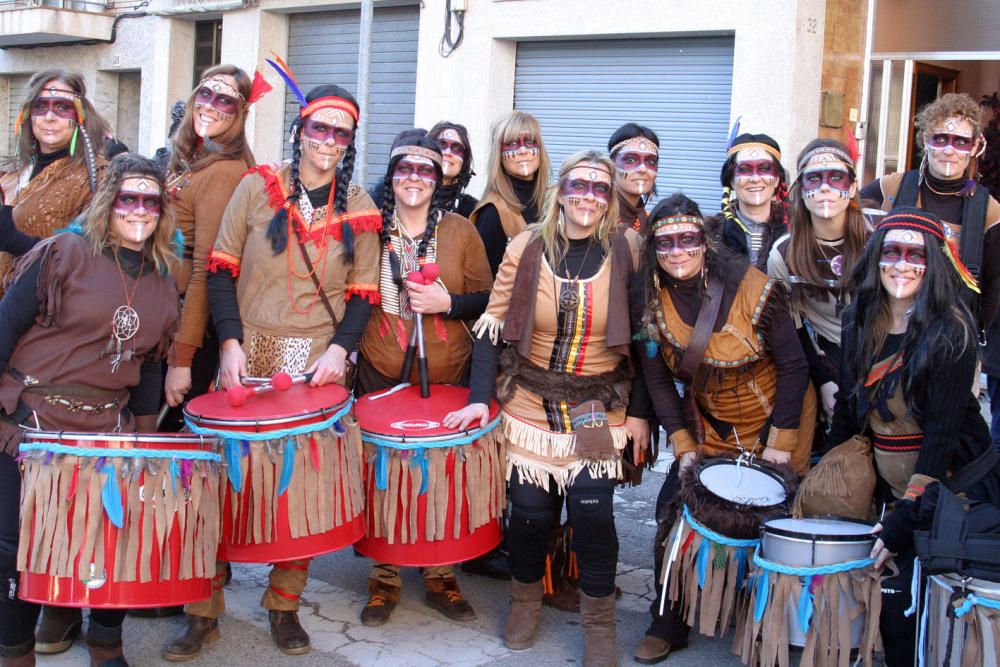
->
[607, 123, 660, 234]
[828, 207, 1000, 667]
[706, 133, 789, 271]
[0, 154, 179, 667]
[429, 121, 479, 218]
[168, 82, 382, 660]
[631, 193, 812, 664]
[0, 69, 108, 297]
[445, 150, 649, 666]
[858, 93, 1000, 450]
[767, 139, 868, 439]
[162, 65, 263, 429]
[469, 111, 550, 278]
[355, 134, 492, 626]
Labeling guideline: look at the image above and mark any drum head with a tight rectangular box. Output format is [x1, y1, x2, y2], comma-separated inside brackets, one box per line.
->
[764, 516, 874, 541]
[698, 459, 786, 507]
[355, 384, 500, 442]
[184, 382, 350, 426]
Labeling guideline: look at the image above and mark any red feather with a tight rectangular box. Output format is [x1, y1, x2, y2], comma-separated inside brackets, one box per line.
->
[67, 462, 80, 501]
[309, 436, 321, 471]
[445, 450, 455, 478]
[845, 126, 859, 164]
[247, 69, 273, 106]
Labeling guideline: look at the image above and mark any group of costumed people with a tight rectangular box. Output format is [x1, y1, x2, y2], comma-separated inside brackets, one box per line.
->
[0, 59, 998, 667]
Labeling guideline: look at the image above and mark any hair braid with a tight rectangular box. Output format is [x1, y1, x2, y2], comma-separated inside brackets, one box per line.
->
[266, 120, 303, 254]
[379, 172, 402, 286]
[721, 186, 739, 225]
[335, 142, 357, 263]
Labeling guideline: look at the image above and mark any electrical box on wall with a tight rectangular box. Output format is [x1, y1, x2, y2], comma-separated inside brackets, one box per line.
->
[819, 91, 844, 129]
[451, 0, 468, 10]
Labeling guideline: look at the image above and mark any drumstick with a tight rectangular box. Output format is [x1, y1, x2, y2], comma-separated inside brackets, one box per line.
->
[415, 263, 438, 399]
[227, 372, 315, 407]
[400, 319, 419, 384]
[659, 519, 686, 616]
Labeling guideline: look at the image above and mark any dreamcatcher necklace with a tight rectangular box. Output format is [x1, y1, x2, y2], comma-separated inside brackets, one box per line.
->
[108, 251, 144, 373]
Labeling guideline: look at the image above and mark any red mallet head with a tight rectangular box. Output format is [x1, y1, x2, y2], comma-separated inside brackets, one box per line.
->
[271, 372, 293, 392]
[226, 385, 249, 408]
[421, 263, 440, 283]
[407, 270, 428, 285]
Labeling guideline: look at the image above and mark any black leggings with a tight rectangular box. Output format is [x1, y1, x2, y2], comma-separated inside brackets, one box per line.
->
[507, 467, 618, 598]
[0, 453, 125, 648]
[644, 461, 691, 646]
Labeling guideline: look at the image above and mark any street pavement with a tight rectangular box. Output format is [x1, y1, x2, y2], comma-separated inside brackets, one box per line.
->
[35, 452, 746, 667]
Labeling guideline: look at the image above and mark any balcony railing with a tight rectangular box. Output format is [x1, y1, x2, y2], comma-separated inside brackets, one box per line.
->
[0, 0, 145, 13]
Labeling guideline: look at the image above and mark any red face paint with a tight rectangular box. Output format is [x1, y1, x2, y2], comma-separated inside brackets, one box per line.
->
[560, 178, 612, 203]
[29, 97, 77, 120]
[734, 159, 777, 179]
[614, 151, 659, 173]
[193, 86, 240, 115]
[302, 118, 353, 146]
[392, 159, 438, 184]
[654, 230, 705, 253]
[113, 191, 162, 215]
[436, 136, 467, 159]
[926, 132, 975, 153]
[501, 136, 539, 154]
[800, 167, 853, 194]
[879, 242, 927, 268]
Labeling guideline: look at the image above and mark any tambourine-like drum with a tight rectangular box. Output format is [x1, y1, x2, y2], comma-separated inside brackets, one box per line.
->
[698, 458, 788, 508]
[354, 384, 504, 567]
[761, 517, 875, 648]
[184, 382, 364, 563]
[16, 432, 221, 608]
[924, 574, 1000, 666]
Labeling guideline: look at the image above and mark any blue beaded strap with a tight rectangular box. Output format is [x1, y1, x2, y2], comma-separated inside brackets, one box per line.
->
[19, 441, 221, 462]
[360, 414, 501, 451]
[183, 399, 353, 442]
[683, 505, 760, 548]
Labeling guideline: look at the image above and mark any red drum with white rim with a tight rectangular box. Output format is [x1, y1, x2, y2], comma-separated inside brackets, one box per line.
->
[354, 384, 504, 566]
[184, 382, 364, 563]
[16, 431, 220, 608]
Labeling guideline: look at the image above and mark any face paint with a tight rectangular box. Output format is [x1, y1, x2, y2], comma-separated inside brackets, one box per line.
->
[193, 86, 240, 115]
[392, 156, 438, 206]
[501, 135, 540, 159]
[436, 136, 466, 159]
[29, 97, 78, 121]
[926, 132, 975, 153]
[113, 191, 162, 216]
[654, 230, 705, 254]
[193, 77, 242, 138]
[613, 151, 659, 174]
[112, 177, 161, 249]
[800, 166, 853, 198]
[559, 177, 613, 204]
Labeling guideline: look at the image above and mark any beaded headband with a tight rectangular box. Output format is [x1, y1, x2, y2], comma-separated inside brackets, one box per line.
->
[567, 163, 614, 179]
[726, 141, 781, 161]
[796, 146, 855, 174]
[610, 136, 659, 155]
[652, 215, 704, 231]
[390, 145, 443, 167]
[877, 209, 979, 293]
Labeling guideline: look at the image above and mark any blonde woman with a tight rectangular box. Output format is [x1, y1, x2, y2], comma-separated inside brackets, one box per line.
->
[447, 151, 649, 666]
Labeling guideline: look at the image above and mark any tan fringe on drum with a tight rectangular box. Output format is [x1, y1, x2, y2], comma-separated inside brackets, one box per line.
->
[501, 410, 627, 493]
[17, 454, 220, 583]
[734, 568, 883, 667]
[925, 582, 1000, 667]
[227, 421, 364, 545]
[363, 428, 505, 544]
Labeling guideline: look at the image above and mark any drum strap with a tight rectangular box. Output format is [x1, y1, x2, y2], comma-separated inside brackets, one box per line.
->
[675, 276, 724, 384]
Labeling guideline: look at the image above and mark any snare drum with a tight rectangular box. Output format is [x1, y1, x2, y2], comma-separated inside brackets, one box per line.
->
[354, 384, 504, 567]
[16, 432, 221, 608]
[184, 382, 364, 563]
[924, 574, 1000, 667]
[663, 456, 791, 637]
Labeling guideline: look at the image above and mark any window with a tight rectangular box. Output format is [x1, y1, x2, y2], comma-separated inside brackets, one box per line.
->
[193, 20, 222, 87]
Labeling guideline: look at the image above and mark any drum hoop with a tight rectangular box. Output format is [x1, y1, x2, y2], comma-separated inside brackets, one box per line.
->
[183, 398, 351, 428]
[762, 514, 875, 544]
[698, 458, 787, 507]
[933, 573, 1000, 596]
[361, 414, 501, 449]
[22, 431, 218, 446]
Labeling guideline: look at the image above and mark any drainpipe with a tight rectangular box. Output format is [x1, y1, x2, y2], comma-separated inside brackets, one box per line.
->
[354, 0, 373, 188]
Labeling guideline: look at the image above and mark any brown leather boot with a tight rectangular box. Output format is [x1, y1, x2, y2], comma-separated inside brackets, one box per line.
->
[0, 639, 35, 667]
[424, 577, 476, 622]
[503, 579, 544, 650]
[360, 578, 400, 627]
[268, 610, 310, 655]
[633, 635, 677, 664]
[161, 615, 220, 662]
[580, 590, 617, 667]
[34, 606, 82, 654]
[85, 619, 128, 667]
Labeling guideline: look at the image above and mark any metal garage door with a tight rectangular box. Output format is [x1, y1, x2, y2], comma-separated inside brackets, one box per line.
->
[6, 74, 31, 156]
[285, 4, 419, 186]
[514, 37, 734, 213]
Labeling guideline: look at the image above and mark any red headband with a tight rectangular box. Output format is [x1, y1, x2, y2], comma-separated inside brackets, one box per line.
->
[300, 97, 359, 122]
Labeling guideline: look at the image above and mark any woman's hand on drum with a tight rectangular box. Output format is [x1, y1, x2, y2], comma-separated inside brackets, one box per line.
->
[308, 344, 348, 386]
[218, 339, 248, 390]
[164, 365, 192, 407]
[819, 381, 838, 421]
[760, 446, 792, 466]
[443, 403, 490, 430]
[624, 416, 650, 464]
[869, 523, 895, 568]
[406, 279, 452, 315]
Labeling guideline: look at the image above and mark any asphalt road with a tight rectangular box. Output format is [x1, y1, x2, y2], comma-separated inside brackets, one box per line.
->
[36, 452, 748, 667]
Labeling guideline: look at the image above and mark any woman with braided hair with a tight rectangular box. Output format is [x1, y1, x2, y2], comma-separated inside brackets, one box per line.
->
[162, 82, 382, 659]
[607, 123, 660, 234]
[355, 133, 492, 626]
[767, 138, 870, 438]
[429, 120, 479, 218]
[0, 69, 108, 296]
[706, 132, 788, 270]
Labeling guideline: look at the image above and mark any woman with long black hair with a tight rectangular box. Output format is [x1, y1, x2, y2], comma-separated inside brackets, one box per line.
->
[429, 120, 479, 218]
[829, 207, 1000, 666]
[607, 123, 660, 234]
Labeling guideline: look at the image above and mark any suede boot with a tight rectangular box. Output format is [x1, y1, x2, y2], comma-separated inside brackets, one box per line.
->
[360, 578, 401, 627]
[503, 579, 544, 650]
[580, 590, 617, 667]
[424, 577, 475, 622]
[161, 614, 220, 662]
[85, 620, 128, 667]
[268, 610, 310, 655]
[34, 606, 82, 654]
[0, 639, 35, 667]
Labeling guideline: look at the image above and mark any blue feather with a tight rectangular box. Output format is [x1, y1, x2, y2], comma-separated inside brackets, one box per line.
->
[753, 569, 769, 623]
[277, 438, 295, 496]
[735, 548, 748, 590]
[225, 439, 243, 493]
[101, 464, 124, 529]
[265, 59, 308, 108]
[645, 340, 658, 358]
[375, 446, 389, 491]
[411, 449, 429, 495]
[797, 575, 815, 634]
[169, 458, 180, 494]
[726, 115, 742, 150]
[55, 217, 86, 236]
[696, 538, 710, 588]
